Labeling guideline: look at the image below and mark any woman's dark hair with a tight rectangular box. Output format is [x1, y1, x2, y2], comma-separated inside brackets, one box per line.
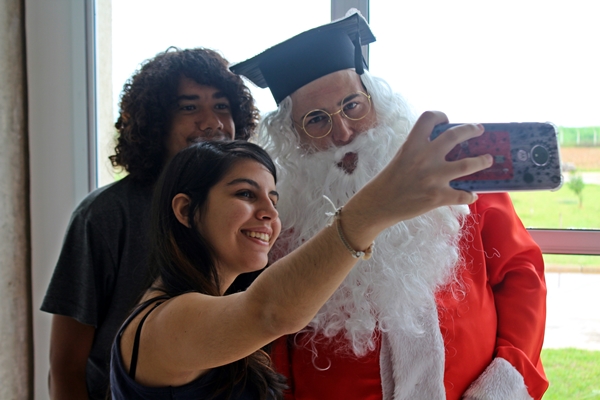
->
[110, 47, 259, 184]
[149, 140, 285, 399]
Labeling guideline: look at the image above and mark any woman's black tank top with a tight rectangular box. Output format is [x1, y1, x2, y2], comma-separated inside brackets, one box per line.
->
[109, 295, 263, 399]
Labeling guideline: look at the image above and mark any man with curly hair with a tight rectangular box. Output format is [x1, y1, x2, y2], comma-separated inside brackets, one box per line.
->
[41, 47, 259, 400]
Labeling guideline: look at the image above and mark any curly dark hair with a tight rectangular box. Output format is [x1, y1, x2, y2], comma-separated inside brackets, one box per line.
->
[110, 47, 259, 184]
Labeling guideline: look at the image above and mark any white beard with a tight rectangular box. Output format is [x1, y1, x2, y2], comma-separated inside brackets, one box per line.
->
[270, 119, 469, 358]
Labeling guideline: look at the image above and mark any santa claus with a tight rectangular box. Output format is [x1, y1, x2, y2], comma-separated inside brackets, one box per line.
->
[232, 11, 548, 400]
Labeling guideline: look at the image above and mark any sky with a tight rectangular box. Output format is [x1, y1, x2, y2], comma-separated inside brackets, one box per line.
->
[369, 0, 600, 127]
[111, 0, 600, 127]
[110, 0, 330, 117]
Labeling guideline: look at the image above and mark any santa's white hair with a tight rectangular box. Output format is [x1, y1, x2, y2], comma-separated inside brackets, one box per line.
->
[258, 70, 469, 358]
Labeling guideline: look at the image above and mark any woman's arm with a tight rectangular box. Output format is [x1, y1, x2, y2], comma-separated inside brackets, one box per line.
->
[124, 111, 494, 386]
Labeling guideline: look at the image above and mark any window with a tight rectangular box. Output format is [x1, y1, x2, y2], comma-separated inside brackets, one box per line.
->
[96, 0, 331, 186]
[370, 3, 600, 394]
[86, 0, 599, 396]
[96, 1, 600, 255]
[370, 0, 600, 258]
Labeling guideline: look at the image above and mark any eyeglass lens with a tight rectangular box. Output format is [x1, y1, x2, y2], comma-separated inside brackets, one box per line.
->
[303, 92, 371, 138]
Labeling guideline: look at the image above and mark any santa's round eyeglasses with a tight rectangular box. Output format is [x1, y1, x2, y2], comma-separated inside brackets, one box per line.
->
[294, 91, 372, 139]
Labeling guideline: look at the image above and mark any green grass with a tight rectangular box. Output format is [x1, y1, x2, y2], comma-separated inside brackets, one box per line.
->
[558, 127, 600, 147]
[542, 348, 600, 399]
[543, 253, 600, 269]
[509, 184, 600, 229]
[508, 182, 600, 270]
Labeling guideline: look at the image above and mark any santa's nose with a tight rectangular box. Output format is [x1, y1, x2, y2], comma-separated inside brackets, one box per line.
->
[330, 114, 354, 145]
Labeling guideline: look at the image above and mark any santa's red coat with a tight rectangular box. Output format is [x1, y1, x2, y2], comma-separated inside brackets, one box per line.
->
[271, 193, 548, 399]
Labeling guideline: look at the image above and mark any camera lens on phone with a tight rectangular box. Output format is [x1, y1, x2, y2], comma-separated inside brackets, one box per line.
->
[531, 145, 549, 166]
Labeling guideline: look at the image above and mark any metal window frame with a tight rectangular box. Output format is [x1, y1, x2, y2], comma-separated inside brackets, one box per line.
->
[529, 230, 600, 255]
[85, 0, 98, 191]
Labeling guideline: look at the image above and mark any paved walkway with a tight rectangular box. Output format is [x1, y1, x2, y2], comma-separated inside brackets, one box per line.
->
[543, 272, 600, 351]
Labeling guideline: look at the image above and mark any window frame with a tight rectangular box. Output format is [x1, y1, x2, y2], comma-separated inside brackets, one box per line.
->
[529, 230, 600, 255]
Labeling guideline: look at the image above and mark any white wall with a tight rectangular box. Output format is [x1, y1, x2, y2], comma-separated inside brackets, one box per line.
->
[26, 1, 92, 398]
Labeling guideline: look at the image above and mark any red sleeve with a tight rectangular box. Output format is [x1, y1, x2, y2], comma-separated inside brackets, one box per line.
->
[271, 336, 295, 400]
[474, 193, 549, 399]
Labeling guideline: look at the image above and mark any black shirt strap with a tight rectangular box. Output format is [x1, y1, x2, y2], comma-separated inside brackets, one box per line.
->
[128, 294, 171, 380]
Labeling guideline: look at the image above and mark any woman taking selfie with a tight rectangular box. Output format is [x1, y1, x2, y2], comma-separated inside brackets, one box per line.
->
[110, 113, 492, 399]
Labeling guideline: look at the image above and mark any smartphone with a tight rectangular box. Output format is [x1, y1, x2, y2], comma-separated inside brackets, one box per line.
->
[430, 122, 563, 192]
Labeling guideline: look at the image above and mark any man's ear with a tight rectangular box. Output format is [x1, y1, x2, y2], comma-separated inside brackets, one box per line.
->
[172, 193, 192, 228]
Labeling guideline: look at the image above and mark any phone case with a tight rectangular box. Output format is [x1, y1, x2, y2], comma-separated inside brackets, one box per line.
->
[430, 122, 563, 192]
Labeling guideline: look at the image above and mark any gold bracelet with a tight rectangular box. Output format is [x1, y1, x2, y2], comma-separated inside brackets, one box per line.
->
[333, 207, 374, 260]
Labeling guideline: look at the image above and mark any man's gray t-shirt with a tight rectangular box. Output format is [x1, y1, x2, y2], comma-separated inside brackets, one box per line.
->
[41, 175, 153, 400]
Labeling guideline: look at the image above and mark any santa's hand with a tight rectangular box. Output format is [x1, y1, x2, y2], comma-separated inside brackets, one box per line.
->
[344, 111, 493, 235]
[392, 111, 493, 206]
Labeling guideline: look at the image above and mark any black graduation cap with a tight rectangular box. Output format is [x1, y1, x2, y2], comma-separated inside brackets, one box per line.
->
[231, 11, 376, 104]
